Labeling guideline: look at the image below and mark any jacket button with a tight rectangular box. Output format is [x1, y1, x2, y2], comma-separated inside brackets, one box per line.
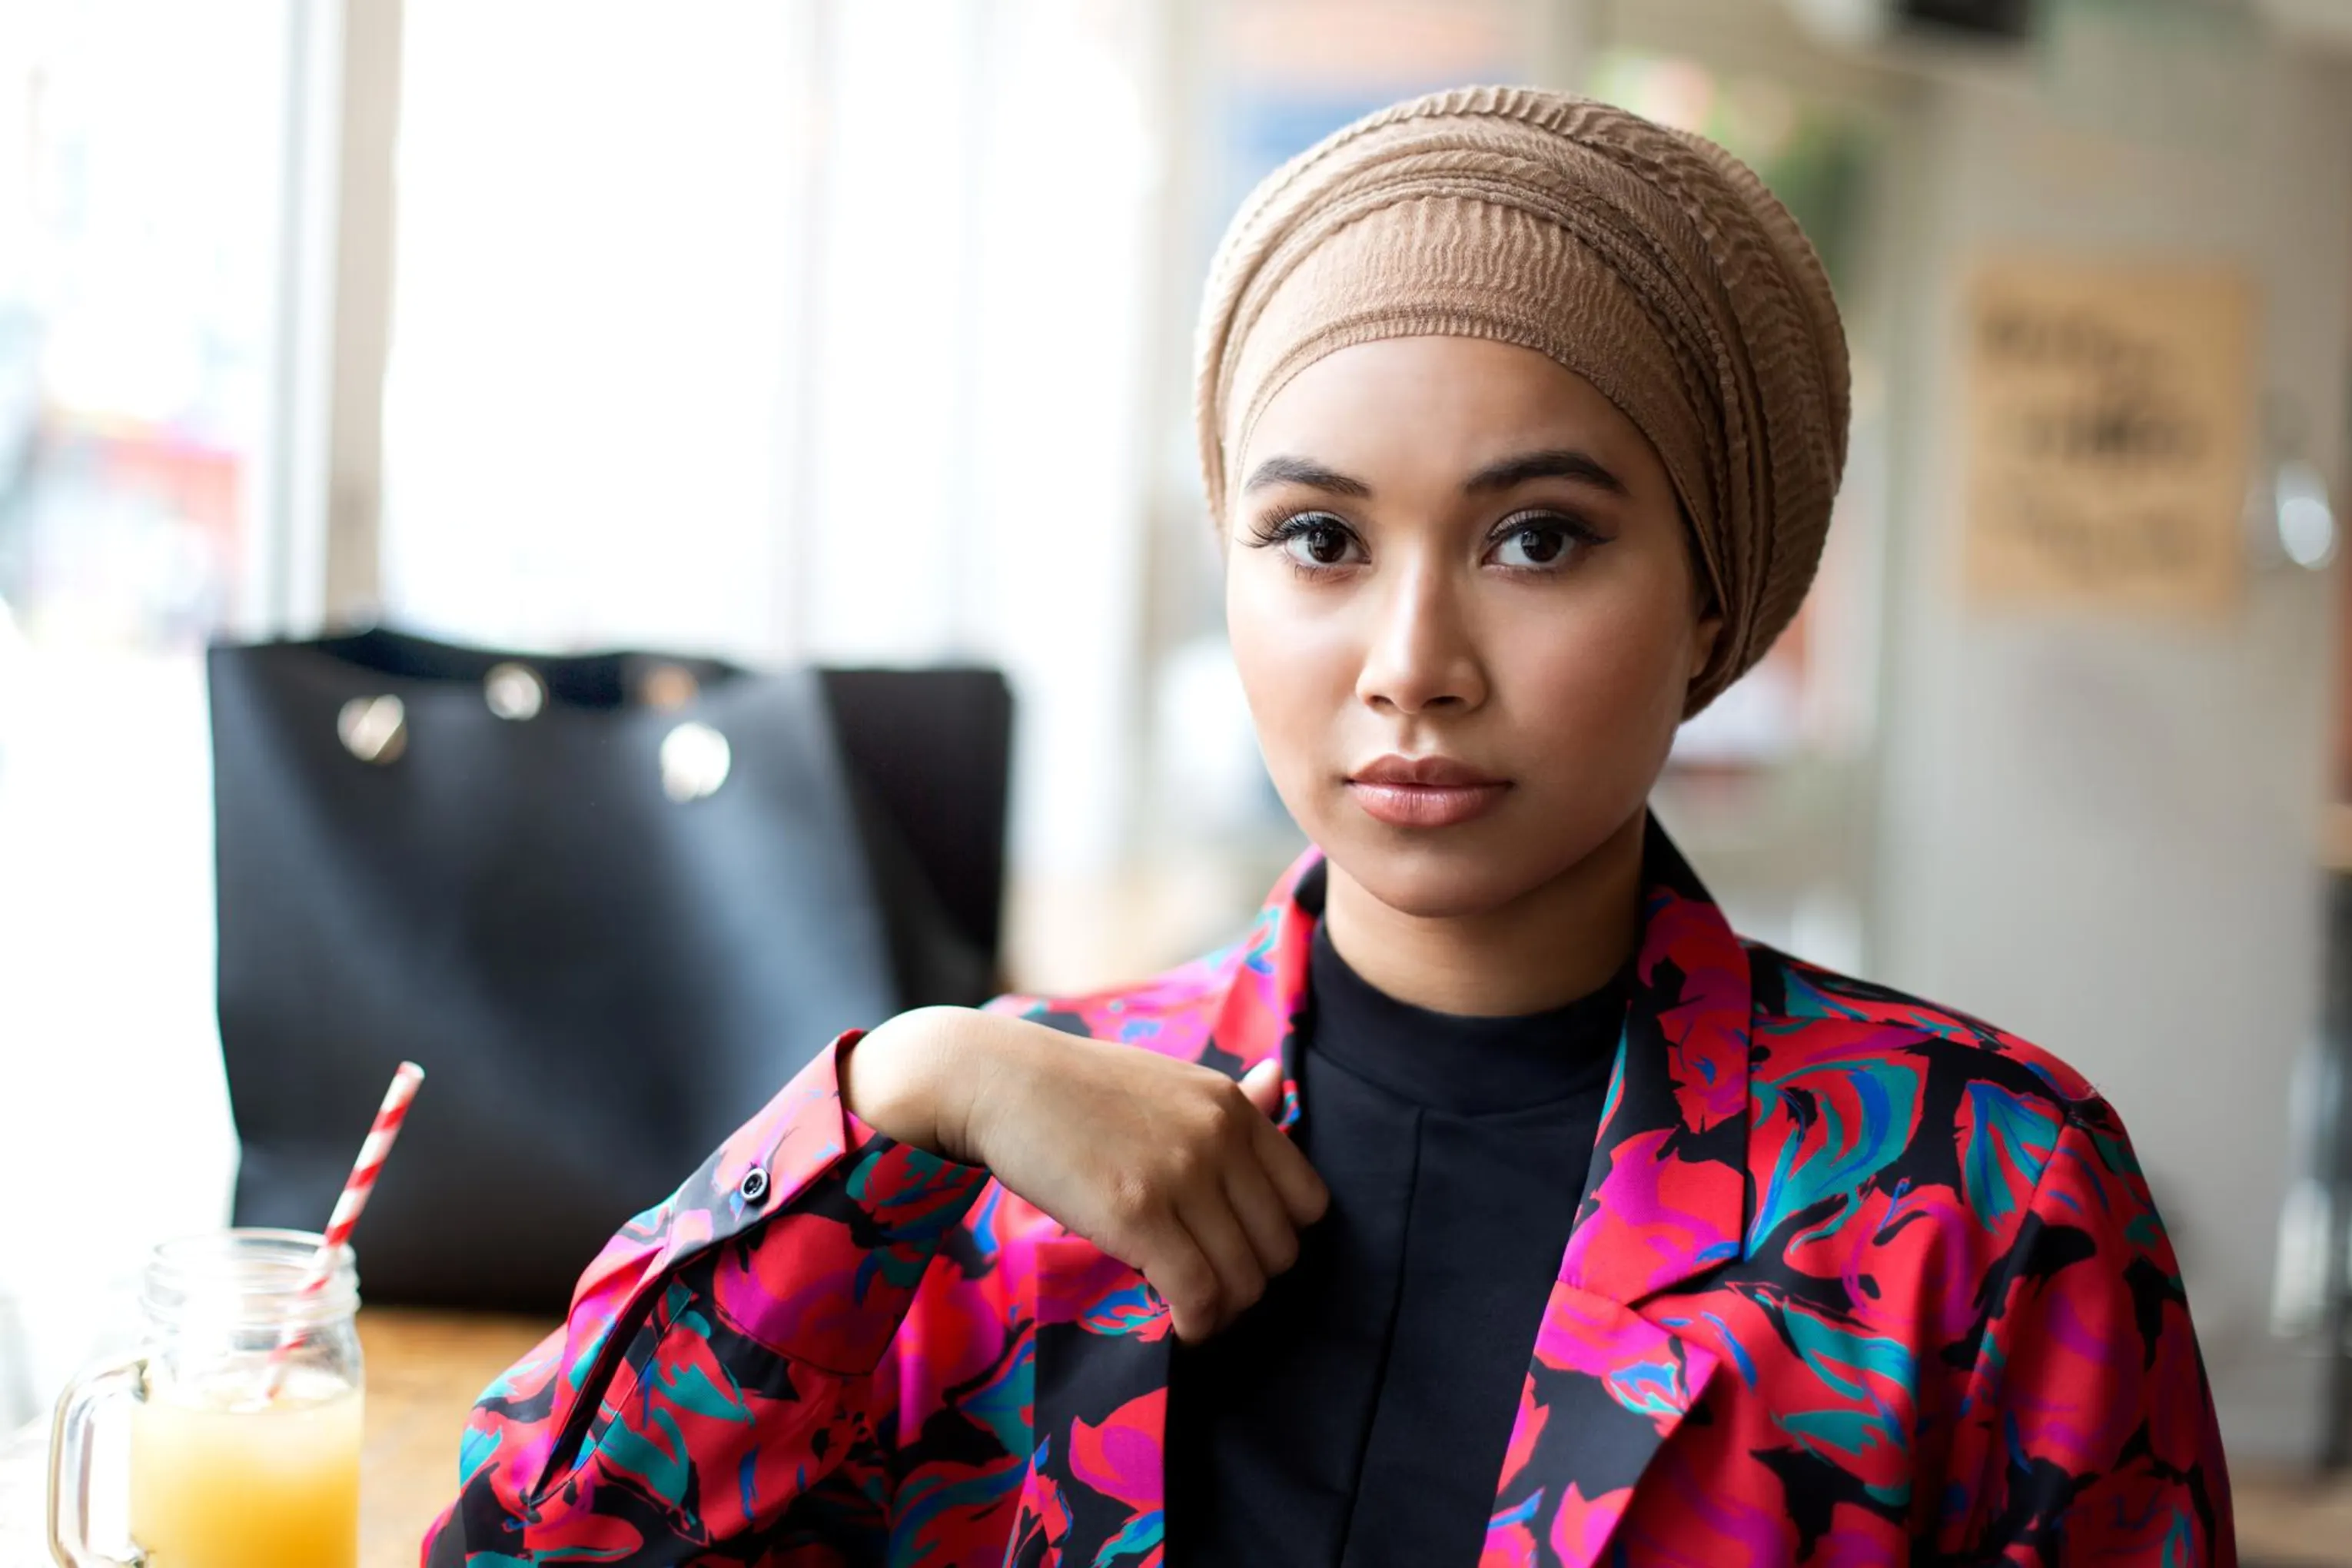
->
[737, 1167, 769, 1204]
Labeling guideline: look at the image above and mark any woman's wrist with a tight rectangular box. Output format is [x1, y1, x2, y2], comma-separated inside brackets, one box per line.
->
[842, 1006, 986, 1161]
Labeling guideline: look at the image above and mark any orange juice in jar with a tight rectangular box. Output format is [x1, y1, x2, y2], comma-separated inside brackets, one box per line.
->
[51, 1231, 364, 1568]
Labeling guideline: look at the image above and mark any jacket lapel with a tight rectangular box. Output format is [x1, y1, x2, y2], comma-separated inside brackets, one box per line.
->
[1487, 819, 1752, 1567]
[1008, 852, 1316, 1566]
[1010, 823, 1749, 1568]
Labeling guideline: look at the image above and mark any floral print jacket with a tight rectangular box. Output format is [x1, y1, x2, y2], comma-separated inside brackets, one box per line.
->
[424, 826, 2231, 1566]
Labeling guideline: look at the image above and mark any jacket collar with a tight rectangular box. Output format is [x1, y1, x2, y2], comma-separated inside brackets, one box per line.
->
[1015, 816, 1753, 1567]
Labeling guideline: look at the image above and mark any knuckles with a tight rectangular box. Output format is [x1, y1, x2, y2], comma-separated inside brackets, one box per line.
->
[1103, 1169, 1160, 1230]
[1202, 1087, 1252, 1138]
[1161, 1140, 1208, 1190]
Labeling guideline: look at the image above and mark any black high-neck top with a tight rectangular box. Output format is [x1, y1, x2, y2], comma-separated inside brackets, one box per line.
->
[1165, 917, 1627, 1566]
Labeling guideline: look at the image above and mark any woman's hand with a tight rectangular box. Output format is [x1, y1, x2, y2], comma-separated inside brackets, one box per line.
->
[843, 1005, 1328, 1343]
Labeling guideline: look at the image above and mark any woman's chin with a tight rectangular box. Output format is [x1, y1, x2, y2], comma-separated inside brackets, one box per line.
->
[1320, 835, 1562, 922]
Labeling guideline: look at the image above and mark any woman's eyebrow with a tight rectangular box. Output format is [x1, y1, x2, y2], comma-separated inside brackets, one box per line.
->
[1241, 455, 1374, 497]
[1463, 448, 1629, 497]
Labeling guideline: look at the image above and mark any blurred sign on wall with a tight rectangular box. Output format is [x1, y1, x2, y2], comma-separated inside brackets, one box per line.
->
[1962, 257, 2254, 616]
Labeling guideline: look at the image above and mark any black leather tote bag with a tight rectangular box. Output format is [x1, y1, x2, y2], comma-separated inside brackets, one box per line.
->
[209, 628, 1008, 1313]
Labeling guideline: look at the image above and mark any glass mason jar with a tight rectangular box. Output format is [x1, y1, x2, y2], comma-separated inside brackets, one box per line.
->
[48, 1229, 365, 1568]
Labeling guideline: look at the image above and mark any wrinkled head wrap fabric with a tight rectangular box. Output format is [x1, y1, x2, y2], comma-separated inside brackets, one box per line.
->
[1195, 85, 1850, 714]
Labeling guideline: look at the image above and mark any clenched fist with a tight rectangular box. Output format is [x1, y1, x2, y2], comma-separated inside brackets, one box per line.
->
[842, 1005, 1328, 1343]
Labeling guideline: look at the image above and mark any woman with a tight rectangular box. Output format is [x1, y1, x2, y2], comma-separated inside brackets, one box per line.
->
[427, 87, 2229, 1566]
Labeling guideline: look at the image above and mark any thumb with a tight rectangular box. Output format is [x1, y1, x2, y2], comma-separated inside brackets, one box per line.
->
[1240, 1057, 1283, 1118]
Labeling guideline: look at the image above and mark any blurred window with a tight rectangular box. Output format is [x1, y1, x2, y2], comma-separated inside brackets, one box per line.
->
[0, 1, 287, 647]
[382, 2, 808, 656]
[0, 0, 298, 1424]
[383, 0, 1158, 905]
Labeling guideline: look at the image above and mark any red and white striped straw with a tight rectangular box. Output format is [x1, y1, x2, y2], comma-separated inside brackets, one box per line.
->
[264, 1060, 424, 1390]
[304, 1060, 425, 1281]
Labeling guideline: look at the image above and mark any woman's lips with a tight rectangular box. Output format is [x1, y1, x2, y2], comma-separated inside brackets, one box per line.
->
[1347, 780, 1510, 827]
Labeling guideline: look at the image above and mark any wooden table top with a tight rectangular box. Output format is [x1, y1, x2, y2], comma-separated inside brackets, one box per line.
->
[353, 1310, 556, 1566]
[0, 1307, 553, 1568]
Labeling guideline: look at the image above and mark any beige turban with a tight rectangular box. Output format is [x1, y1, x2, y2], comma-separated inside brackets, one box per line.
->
[1194, 85, 1850, 714]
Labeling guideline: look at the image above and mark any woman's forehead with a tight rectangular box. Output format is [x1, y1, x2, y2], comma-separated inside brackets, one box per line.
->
[1239, 337, 1663, 491]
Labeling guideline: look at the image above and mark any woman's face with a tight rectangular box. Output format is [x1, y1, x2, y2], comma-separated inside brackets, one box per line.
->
[1224, 335, 1718, 921]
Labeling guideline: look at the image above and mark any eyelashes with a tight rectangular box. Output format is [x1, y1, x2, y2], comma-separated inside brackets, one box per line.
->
[1247, 511, 1362, 567]
[1242, 508, 1609, 576]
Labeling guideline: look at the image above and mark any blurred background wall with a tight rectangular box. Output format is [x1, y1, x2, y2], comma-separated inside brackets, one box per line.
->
[2, 0, 2349, 1473]
[1862, 0, 2352, 1463]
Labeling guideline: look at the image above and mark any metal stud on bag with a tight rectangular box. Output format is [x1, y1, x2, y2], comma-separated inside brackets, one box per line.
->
[659, 721, 730, 802]
[337, 696, 407, 765]
[483, 662, 547, 721]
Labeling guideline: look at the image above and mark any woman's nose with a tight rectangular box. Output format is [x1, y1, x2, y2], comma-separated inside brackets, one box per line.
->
[1353, 564, 1487, 716]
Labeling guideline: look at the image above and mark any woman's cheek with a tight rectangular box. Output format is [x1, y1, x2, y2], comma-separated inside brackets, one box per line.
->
[1510, 600, 1688, 791]
[1227, 582, 1337, 816]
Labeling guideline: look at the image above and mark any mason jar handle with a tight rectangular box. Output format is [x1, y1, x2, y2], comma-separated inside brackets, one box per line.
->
[47, 1350, 148, 1568]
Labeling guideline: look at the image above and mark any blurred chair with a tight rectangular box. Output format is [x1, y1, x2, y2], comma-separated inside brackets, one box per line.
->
[821, 664, 1014, 1012]
[209, 630, 1011, 1314]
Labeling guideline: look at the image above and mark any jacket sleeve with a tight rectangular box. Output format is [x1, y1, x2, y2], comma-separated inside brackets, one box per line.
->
[1952, 1101, 2235, 1566]
[422, 1031, 994, 1565]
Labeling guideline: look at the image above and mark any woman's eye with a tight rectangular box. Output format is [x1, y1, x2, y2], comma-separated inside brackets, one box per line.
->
[1490, 519, 1580, 569]
[1281, 518, 1360, 568]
